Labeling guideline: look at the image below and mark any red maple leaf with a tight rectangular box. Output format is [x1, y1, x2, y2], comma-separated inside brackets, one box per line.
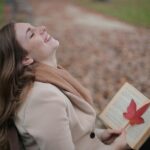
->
[123, 99, 150, 126]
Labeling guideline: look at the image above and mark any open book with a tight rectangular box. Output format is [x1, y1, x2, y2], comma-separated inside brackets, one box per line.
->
[99, 82, 150, 150]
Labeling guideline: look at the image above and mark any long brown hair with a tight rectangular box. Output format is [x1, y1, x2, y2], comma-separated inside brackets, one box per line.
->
[0, 22, 35, 149]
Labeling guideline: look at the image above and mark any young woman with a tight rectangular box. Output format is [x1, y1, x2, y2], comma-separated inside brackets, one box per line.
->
[0, 22, 130, 150]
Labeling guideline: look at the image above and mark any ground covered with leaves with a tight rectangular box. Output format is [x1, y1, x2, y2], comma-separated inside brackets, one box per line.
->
[31, 0, 150, 115]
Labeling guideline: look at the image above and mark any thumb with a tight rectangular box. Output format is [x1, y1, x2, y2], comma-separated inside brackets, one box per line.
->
[113, 129, 130, 149]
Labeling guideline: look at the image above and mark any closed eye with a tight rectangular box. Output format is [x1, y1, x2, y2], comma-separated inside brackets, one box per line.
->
[30, 32, 34, 38]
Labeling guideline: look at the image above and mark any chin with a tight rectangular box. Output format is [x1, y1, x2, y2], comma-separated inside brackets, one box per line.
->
[54, 39, 59, 48]
[49, 38, 59, 49]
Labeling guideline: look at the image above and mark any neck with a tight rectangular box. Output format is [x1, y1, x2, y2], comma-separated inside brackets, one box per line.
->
[40, 51, 58, 68]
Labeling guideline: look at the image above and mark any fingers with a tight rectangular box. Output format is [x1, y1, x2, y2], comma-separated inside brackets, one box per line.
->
[102, 128, 122, 145]
[109, 128, 132, 150]
[120, 130, 131, 149]
[118, 129, 127, 140]
[115, 129, 131, 149]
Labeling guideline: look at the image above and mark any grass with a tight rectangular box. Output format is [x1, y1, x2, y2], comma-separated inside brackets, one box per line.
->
[75, 0, 150, 28]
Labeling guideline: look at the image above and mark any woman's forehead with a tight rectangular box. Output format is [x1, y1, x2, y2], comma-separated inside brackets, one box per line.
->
[15, 22, 32, 31]
[15, 23, 31, 35]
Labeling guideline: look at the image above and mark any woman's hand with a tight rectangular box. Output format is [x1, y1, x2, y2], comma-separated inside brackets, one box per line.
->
[111, 129, 131, 150]
[101, 128, 121, 144]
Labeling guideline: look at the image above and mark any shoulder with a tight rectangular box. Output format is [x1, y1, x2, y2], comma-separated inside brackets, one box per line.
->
[21, 82, 69, 124]
[17, 82, 69, 122]
[32, 82, 65, 97]
[27, 81, 69, 106]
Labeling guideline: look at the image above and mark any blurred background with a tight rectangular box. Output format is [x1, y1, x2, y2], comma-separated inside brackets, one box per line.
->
[0, 0, 150, 120]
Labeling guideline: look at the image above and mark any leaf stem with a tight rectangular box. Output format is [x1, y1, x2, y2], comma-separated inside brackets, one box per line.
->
[123, 122, 130, 131]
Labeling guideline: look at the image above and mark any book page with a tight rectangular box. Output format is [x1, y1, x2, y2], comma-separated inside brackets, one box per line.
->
[99, 82, 150, 148]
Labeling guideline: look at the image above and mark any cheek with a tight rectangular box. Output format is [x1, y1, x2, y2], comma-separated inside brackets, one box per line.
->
[27, 40, 50, 60]
[32, 38, 43, 49]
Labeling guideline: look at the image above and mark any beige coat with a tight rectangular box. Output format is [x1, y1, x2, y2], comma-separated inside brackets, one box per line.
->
[14, 81, 109, 150]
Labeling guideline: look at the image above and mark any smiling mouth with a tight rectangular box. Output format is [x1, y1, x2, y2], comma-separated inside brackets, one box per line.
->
[44, 34, 52, 43]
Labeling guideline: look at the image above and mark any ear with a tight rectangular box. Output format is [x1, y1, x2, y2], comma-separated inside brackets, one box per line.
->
[22, 55, 34, 66]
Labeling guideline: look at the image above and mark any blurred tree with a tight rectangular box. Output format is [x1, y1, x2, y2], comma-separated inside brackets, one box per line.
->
[4, 0, 33, 22]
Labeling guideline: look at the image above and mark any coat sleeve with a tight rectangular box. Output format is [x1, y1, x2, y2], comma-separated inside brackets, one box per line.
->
[94, 128, 105, 141]
[23, 83, 75, 150]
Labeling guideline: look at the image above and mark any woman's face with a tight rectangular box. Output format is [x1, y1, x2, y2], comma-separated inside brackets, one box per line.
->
[14, 23, 59, 63]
